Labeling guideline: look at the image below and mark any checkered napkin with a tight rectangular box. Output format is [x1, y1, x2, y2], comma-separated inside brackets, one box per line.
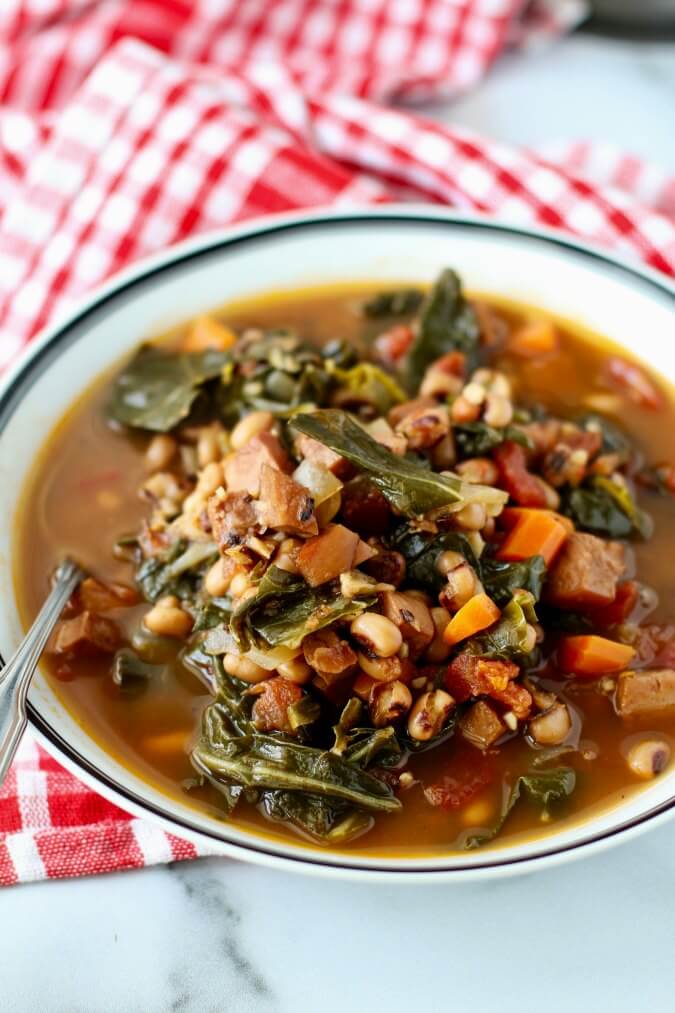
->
[1, 0, 673, 885]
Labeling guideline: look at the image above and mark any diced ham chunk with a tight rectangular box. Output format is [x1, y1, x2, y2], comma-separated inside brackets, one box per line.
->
[294, 434, 351, 479]
[257, 464, 318, 537]
[52, 611, 121, 657]
[207, 491, 261, 550]
[251, 678, 303, 733]
[459, 701, 506, 750]
[224, 432, 291, 496]
[545, 532, 625, 609]
[302, 629, 357, 684]
[340, 477, 391, 536]
[296, 524, 360, 586]
[494, 441, 549, 508]
[616, 669, 675, 718]
[78, 577, 139, 612]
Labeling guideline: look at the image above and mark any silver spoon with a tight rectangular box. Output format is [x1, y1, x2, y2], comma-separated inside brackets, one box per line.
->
[0, 557, 84, 786]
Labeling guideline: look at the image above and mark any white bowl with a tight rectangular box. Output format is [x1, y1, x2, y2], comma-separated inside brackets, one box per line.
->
[1, 206, 674, 882]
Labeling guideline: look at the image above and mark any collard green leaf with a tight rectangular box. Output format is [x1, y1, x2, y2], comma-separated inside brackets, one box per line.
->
[468, 589, 537, 661]
[108, 347, 230, 431]
[362, 288, 424, 318]
[480, 554, 546, 606]
[230, 565, 375, 651]
[111, 648, 161, 695]
[406, 268, 480, 390]
[292, 409, 506, 518]
[454, 422, 532, 458]
[135, 539, 218, 603]
[465, 767, 576, 848]
[389, 527, 478, 593]
[329, 363, 406, 414]
[192, 703, 401, 813]
[191, 598, 231, 632]
[563, 477, 651, 539]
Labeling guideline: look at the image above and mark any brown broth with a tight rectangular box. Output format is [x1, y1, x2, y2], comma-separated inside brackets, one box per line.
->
[13, 283, 675, 856]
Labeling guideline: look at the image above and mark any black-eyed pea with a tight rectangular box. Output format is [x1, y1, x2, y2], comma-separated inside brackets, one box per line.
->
[143, 598, 193, 639]
[407, 690, 455, 741]
[230, 411, 274, 450]
[425, 607, 452, 663]
[223, 653, 268, 684]
[626, 739, 671, 779]
[276, 657, 313, 685]
[145, 434, 177, 472]
[350, 612, 402, 659]
[369, 680, 412, 728]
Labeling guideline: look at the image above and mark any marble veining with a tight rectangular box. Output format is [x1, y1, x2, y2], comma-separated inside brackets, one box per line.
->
[3, 30, 675, 1013]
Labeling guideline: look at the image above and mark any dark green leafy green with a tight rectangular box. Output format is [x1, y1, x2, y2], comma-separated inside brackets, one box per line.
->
[111, 648, 161, 694]
[389, 527, 478, 592]
[230, 565, 375, 651]
[465, 767, 576, 848]
[454, 422, 532, 458]
[468, 589, 538, 660]
[108, 347, 229, 431]
[563, 477, 651, 539]
[287, 696, 321, 732]
[480, 554, 546, 606]
[192, 703, 401, 813]
[135, 539, 218, 603]
[261, 791, 373, 844]
[362, 288, 424, 318]
[406, 268, 480, 390]
[191, 598, 231, 632]
[292, 410, 506, 517]
[329, 363, 406, 414]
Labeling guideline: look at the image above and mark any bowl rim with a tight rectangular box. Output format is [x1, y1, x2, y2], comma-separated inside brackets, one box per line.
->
[3, 204, 675, 882]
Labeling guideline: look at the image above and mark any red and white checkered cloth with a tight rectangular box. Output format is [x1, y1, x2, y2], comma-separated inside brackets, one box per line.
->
[1, 0, 674, 885]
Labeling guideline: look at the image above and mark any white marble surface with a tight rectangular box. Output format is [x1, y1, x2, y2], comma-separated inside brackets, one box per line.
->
[6, 30, 675, 1013]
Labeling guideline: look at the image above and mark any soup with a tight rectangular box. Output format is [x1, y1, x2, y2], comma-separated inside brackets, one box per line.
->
[14, 270, 675, 855]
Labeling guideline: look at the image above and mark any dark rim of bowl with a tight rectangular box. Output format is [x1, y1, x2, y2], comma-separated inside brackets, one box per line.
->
[2, 210, 674, 875]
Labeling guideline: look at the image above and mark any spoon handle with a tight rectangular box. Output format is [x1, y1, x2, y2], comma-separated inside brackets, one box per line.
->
[0, 558, 84, 786]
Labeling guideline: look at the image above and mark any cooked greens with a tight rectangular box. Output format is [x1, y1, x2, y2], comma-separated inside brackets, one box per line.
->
[108, 346, 230, 431]
[292, 409, 506, 517]
[406, 268, 480, 390]
[468, 589, 538, 661]
[362, 288, 424, 318]
[465, 767, 576, 848]
[563, 476, 651, 539]
[230, 565, 375, 651]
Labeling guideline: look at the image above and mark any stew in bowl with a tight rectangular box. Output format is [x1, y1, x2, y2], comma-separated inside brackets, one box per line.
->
[14, 260, 675, 857]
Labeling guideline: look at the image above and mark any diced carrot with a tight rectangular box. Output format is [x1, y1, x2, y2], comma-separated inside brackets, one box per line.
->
[497, 510, 568, 565]
[443, 593, 501, 647]
[141, 729, 191, 756]
[181, 315, 237, 352]
[558, 635, 635, 677]
[500, 506, 575, 534]
[508, 320, 559, 358]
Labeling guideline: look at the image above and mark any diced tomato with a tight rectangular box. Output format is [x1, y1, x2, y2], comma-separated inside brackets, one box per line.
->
[606, 357, 663, 411]
[251, 678, 303, 733]
[374, 325, 414, 366]
[493, 441, 548, 507]
[423, 741, 495, 810]
[588, 580, 639, 628]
